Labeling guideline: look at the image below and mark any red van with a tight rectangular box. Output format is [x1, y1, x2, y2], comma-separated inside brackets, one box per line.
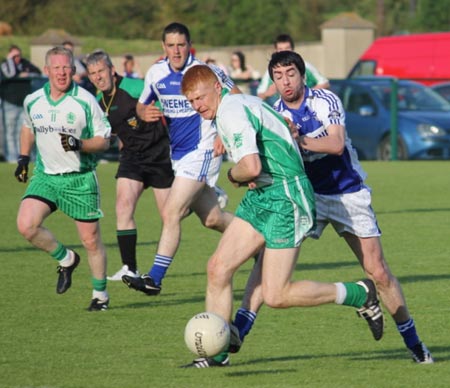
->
[347, 32, 450, 86]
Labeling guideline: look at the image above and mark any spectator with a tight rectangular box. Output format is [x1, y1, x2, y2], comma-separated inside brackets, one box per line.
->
[204, 55, 228, 76]
[229, 51, 260, 95]
[0, 45, 41, 162]
[62, 40, 95, 94]
[257, 33, 329, 104]
[0, 100, 3, 161]
[0, 45, 41, 79]
[62, 41, 87, 84]
[122, 54, 143, 79]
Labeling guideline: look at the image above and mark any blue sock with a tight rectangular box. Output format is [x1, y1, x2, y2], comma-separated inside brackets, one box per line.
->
[233, 308, 257, 341]
[397, 318, 420, 349]
[148, 254, 173, 286]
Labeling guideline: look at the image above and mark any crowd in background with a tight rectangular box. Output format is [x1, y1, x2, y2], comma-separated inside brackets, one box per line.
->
[0, 39, 328, 162]
[0, 43, 148, 162]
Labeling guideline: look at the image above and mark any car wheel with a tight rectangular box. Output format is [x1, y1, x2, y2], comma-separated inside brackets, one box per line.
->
[377, 135, 408, 160]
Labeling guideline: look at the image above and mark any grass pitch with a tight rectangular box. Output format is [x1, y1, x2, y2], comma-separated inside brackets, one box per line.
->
[1, 161, 449, 388]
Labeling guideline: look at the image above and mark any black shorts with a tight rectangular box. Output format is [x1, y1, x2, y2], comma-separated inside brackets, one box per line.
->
[116, 152, 174, 189]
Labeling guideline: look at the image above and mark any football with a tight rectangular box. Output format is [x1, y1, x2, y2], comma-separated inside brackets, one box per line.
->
[184, 312, 230, 358]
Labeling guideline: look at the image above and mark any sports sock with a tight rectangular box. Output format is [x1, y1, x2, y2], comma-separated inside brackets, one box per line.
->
[50, 242, 67, 261]
[117, 229, 137, 273]
[335, 282, 367, 308]
[92, 277, 107, 292]
[50, 243, 74, 267]
[397, 318, 420, 349]
[93, 289, 109, 301]
[233, 308, 257, 340]
[212, 351, 228, 363]
[149, 254, 173, 286]
[334, 282, 347, 304]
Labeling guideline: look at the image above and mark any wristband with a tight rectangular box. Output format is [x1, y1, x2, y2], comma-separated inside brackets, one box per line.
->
[227, 168, 239, 184]
[18, 154, 30, 164]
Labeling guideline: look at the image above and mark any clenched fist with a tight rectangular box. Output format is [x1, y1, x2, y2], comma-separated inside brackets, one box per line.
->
[60, 133, 82, 152]
[15, 155, 30, 183]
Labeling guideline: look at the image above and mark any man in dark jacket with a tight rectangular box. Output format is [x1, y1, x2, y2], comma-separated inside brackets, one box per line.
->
[1, 45, 41, 161]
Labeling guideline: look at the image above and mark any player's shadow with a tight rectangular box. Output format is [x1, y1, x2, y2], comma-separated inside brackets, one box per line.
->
[114, 270, 450, 310]
[225, 345, 450, 375]
[295, 260, 357, 272]
[110, 290, 206, 310]
[0, 240, 157, 254]
[376, 207, 450, 215]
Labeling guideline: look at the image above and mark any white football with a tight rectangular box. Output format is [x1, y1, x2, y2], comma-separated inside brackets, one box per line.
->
[184, 312, 230, 357]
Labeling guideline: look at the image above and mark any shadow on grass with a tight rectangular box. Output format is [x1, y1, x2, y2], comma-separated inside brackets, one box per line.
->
[111, 291, 206, 310]
[226, 368, 298, 377]
[0, 240, 158, 254]
[227, 345, 450, 374]
[111, 268, 450, 310]
[295, 260, 357, 271]
[376, 207, 450, 215]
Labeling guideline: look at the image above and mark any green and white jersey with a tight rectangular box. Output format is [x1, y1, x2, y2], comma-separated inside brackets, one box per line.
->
[215, 92, 306, 186]
[23, 82, 111, 174]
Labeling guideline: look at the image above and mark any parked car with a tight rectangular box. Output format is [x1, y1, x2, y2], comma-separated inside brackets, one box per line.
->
[329, 77, 450, 160]
[431, 82, 450, 103]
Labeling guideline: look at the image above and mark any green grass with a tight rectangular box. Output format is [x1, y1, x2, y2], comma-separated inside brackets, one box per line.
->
[1, 160, 449, 388]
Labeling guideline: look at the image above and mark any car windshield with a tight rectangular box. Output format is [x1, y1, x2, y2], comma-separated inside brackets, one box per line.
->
[370, 83, 450, 112]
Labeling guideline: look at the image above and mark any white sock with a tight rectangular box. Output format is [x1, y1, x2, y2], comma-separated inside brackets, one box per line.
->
[93, 290, 109, 301]
[334, 282, 347, 305]
[58, 250, 74, 267]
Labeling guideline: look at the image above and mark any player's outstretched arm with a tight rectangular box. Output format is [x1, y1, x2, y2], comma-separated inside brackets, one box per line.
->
[136, 101, 163, 122]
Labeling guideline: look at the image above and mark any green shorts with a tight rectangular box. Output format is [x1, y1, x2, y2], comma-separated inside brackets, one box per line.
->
[24, 170, 104, 221]
[235, 176, 316, 249]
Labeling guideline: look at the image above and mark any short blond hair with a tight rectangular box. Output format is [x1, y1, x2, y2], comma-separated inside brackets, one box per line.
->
[181, 65, 218, 95]
[45, 45, 74, 68]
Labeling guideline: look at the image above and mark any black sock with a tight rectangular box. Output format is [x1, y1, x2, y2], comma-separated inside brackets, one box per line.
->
[117, 229, 137, 273]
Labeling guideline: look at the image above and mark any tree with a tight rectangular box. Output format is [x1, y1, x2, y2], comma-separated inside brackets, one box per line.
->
[1, 0, 449, 44]
[415, 0, 450, 32]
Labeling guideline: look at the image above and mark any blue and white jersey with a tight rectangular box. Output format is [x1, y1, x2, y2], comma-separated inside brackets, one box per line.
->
[139, 54, 234, 160]
[273, 87, 366, 194]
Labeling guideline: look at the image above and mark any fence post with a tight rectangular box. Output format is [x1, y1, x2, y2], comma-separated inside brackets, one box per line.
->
[390, 78, 398, 161]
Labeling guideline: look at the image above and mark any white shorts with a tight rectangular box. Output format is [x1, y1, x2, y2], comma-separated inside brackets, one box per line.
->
[311, 187, 381, 239]
[171, 148, 222, 188]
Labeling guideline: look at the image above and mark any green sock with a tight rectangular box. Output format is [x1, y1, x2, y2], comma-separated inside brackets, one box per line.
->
[342, 282, 367, 308]
[212, 351, 228, 362]
[92, 277, 107, 292]
[49, 242, 67, 261]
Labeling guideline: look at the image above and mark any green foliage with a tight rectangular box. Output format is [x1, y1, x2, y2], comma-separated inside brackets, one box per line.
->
[0, 35, 162, 61]
[1, 161, 449, 387]
[415, 0, 450, 32]
[1, 0, 449, 46]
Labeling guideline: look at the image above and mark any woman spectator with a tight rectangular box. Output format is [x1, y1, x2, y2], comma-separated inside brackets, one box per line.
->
[229, 51, 259, 95]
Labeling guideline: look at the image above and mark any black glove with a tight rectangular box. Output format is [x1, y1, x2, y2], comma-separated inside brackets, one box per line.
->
[15, 155, 30, 183]
[60, 133, 82, 152]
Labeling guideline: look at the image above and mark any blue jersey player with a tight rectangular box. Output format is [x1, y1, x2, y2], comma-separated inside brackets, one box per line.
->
[229, 51, 433, 366]
[122, 23, 239, 295]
